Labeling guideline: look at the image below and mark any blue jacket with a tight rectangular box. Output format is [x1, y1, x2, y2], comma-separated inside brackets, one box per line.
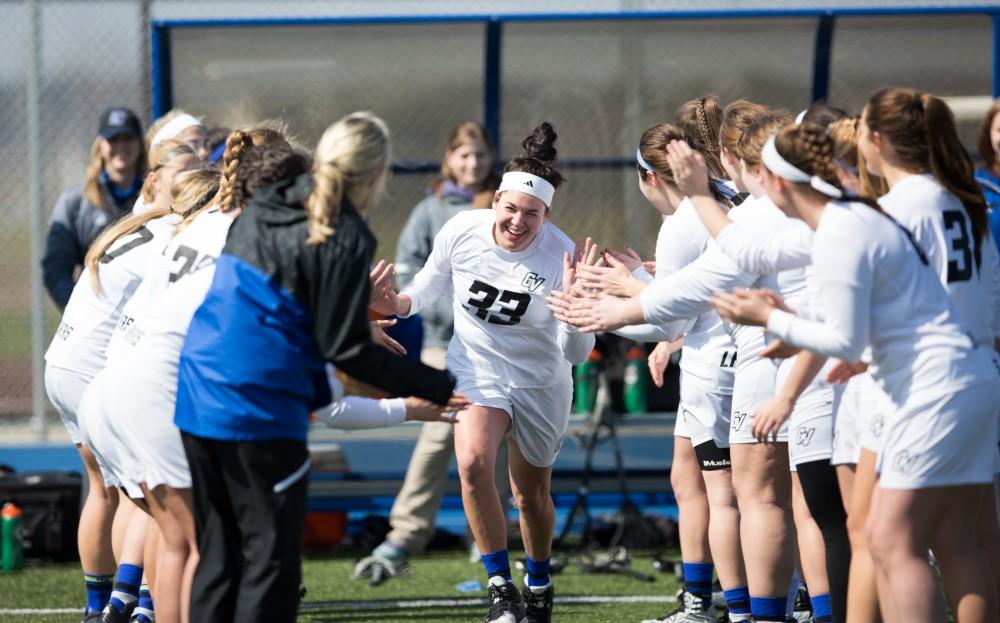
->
[174, 174, 456, 442]
[976, 168, 1000, 254]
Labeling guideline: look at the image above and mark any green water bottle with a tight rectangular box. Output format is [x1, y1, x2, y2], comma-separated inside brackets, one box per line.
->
[623, 346, 648, 415]
[573, 349, 601, 414]
[2, 502, 24, 572]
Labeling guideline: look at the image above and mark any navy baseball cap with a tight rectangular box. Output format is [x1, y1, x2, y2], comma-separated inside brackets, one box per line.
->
[98, 107, 143, 140]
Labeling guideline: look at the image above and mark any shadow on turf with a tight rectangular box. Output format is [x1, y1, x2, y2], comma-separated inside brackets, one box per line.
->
[301, 603, 597, 622]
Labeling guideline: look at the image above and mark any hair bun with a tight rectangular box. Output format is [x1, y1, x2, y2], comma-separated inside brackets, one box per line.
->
[519, 122, 558, 165]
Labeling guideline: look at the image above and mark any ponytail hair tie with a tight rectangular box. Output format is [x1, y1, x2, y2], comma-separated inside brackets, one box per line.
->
[913, 91, 924, 109]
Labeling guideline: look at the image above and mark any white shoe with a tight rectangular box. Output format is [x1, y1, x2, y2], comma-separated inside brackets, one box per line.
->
[639, 590, 717, 623]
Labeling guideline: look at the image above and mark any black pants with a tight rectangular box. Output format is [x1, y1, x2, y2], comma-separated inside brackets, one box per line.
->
[797, 459, 850, 623]
[182, 432, 310, 623]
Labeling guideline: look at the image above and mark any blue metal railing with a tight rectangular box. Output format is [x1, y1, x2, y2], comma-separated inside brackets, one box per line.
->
[152, 5, 1000, 172]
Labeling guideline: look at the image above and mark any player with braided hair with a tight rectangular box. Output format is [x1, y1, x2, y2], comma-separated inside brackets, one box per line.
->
[704, 120, 1000, 623]
[75, 125, 295, 623]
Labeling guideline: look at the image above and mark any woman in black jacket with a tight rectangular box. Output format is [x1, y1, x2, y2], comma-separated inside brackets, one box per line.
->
[175, 112, 462, 623]
[42, 107, 146, 308]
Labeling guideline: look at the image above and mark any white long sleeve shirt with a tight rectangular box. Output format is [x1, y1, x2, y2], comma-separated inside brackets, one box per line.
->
[45, 213, 180, 378]
[639, 195, 807, 371]
[402, 210, 594, 389]
[766, 200, 984, 405]
[616, 199, 737, 392]
[312, 364, 407, 430]
[879, 174, 1000, 347]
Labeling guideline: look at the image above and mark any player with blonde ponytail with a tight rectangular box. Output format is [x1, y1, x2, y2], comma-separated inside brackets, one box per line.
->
[174, 111, 460, 623]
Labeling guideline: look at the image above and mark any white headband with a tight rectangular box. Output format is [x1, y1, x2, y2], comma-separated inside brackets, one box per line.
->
[761, 135, 842, 198]
[151, 114, 202, 147]
[498, 171, 556, 207]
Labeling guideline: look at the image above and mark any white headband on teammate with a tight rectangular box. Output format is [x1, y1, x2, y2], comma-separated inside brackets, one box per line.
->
[151, 113, 202, 147]
[498, 171, 556, 207]
[761, 135, 842, 198]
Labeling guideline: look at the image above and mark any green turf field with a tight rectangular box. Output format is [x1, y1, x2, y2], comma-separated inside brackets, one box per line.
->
[0, 550, 681, 622]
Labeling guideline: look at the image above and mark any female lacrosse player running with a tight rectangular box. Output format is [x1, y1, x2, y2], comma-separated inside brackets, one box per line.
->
[586, 119, 746, 623]
[709, 122, 1000, 623]
[46, 139, 198, 622]
[373, 122, 594, 623]
[174, 113, 458, 623]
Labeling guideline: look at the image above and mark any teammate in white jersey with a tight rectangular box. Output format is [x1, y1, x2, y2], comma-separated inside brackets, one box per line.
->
[578, 117, 747, 623]
[77, 127, 294, 623]
[373, 123, 594, 623]
[857, 87, 1000, 622]
[667, 109, 858, 623]
[44, 139, 198, 623]
[550, 111, 825, 623]
[709, 122, 1000, 623]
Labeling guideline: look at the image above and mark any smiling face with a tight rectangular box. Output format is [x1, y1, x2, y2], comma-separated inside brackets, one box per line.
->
[100, 136, 142, 175]
[446, 139, 492, 190]
[492, 190, 548, 251]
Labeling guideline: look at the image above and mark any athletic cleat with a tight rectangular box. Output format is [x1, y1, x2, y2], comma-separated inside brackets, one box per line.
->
[639, 589, 717, 623]
[99, 602, 134, 623]
[522, 578, 553, 623]
[792, 584, 813, 623]
[129, 606, 154, 623]
[484, 576, 527, 623]
[82, 611, 102, 623]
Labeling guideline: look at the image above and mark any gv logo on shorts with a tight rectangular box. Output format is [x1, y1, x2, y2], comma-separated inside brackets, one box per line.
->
[892, 450, 919, 474]
[731, 411, 748, 431]
[796, 427, 816, 447]
[521, 272, 546, 292]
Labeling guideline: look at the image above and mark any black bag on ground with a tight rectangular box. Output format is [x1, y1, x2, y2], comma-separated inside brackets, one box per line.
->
[0, 470, 81, 562]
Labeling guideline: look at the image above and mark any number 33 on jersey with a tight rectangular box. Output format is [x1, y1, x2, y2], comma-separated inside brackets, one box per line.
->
[402, 209, 578, 388]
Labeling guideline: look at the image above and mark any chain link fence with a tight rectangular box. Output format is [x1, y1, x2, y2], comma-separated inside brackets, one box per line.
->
[0, 1, 996, 443]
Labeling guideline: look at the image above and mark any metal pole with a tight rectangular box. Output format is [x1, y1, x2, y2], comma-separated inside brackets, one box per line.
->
[27, 0, 47, 440]
[141, 0, 152, 121]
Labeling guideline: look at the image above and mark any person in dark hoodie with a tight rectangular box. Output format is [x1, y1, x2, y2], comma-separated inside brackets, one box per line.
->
[43, 107, 146, 308]
[174, 112, 462, 623]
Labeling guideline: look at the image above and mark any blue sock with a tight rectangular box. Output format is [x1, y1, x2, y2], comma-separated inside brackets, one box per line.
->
[750, 596, 787, 622]
[811, 593, 832, 622]
[481, 549, 512, 582]
[723, 586, 751, 618]
[84, 572, 114, 614]
[133, 584, 154, 623]
[109, 563, 143, 612]
[682, 562, 714, 608]
[525, 555, 551, 588]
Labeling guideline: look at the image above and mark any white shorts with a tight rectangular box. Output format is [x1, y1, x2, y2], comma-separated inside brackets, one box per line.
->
[76, 370, 134, 496]
[44, 364, 91, 445]
[786, 358, 841, 467]
[679, 373, 732, 448]
[832, 374, 863, 466]
[878, 381, 1000, 489]
[729, 356, 782, 444]
[112, 374, 191, 491]
[858, 373, 893, 455]
[456, 374, 572, 468]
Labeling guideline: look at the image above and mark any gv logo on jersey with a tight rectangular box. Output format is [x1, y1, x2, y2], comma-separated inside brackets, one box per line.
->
[731, 411, 748, 432]
[521, 272, 546, 292]
[869, 414, 885, 438]
[796, 427, 816, 447]
[892, 450, 919, 474]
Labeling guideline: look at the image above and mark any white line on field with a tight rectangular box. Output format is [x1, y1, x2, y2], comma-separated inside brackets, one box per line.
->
[299, 594, 678, 610]
[0, 594, 678, 615]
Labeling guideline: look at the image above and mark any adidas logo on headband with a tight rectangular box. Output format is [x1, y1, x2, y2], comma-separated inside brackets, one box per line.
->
[498, 172, 555, 207]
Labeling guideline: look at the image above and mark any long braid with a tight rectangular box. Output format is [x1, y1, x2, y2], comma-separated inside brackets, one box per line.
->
[217, 130, 253, 213]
